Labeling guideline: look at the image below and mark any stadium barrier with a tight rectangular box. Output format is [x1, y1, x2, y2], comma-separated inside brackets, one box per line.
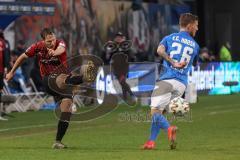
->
[3, 62, 240, 112]
[95, 62, 240, 105]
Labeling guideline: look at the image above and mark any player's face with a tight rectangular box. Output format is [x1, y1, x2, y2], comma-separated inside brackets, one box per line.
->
[188, 20, 198, 37]
[114, 36, 125, 44]
[44, 34, 56, 49]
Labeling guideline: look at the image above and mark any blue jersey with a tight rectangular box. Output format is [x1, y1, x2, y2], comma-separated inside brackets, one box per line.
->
[159, 31, 199, 86]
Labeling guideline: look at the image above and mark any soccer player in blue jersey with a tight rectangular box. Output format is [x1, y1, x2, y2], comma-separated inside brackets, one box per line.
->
[143, 13, 199, 150]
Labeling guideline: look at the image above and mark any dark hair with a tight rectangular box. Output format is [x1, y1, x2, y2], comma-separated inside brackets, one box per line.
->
[179, 13, 198, 27]
[40, 28, 54, 39]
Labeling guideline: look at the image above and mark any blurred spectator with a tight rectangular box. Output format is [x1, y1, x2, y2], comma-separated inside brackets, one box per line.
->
[219, 42, 232, 61]
[209, 53, 216, 61]
[103, 32, 136, 104]
[7, 53, 25, 93]
[13, 40, 34, 84]
[30, 56, 44, 91]
[14, 40, 25, 56]
[78, 42, 93, 55]
[0, 29, 10, 70]
[0, 29, 8, 120]
[127, 1, 150, 62]
[199, 47, 216, 62]
[102, 32, 136, 64]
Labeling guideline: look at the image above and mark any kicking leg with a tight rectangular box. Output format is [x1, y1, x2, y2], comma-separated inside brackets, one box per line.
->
[55, 73, 84, 89]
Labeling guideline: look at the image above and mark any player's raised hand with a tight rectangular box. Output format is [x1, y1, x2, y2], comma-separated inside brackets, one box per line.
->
[172, 61, 187, 69]
[5, 71, 14, 82]
[47, 48, 55, 56]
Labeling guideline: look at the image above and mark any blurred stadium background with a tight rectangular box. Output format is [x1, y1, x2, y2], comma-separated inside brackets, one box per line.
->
[0, 0, 239, 160]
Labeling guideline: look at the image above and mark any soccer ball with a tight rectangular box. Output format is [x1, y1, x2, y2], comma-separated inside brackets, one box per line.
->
[168, 97, 190, 114]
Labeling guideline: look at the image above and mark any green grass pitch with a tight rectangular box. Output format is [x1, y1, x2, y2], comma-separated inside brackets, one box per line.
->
[0, 94, 240, 160]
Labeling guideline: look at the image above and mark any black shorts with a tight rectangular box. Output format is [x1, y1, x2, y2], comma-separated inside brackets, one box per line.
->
[43, 74, 73, 103]
[0, 73, 3, 90]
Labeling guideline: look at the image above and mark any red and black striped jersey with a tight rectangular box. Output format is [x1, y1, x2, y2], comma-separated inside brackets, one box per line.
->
[25, 39, 69, 78]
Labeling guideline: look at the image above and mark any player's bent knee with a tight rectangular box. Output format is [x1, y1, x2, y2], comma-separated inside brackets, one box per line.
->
[151, 108, 163, 115]
[56, 74, 69, 89]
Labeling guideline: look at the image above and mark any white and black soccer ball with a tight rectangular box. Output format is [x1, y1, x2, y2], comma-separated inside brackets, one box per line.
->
[168, 97, 190, 114]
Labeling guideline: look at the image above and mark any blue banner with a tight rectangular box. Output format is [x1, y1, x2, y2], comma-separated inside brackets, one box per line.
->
[188, 62, 240, 95]
[96, 62, 240, 96]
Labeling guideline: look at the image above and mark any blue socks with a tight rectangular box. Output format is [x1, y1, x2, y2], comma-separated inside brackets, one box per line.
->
[149, 113, 170, 141]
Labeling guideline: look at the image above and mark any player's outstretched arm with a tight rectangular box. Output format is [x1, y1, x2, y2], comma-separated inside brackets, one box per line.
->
[48, 45, 65, 56]
[157, 45, 186, 69]
[5, 53, 28, 81]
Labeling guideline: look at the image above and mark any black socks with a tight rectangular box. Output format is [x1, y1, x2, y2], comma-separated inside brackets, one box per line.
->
[56, 112, 72, 142]
[65, 75, 83, 85]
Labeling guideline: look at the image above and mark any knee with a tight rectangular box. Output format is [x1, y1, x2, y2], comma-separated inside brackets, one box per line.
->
[56, 74, 68, 89]
[151, 108, 163, 116]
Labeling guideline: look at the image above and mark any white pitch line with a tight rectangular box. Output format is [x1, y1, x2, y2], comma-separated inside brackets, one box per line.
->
[208, 108, 240, 115]
[0, 123, 110, 139]
[0, 123, 56, 133]
[203, 104, 240, 110]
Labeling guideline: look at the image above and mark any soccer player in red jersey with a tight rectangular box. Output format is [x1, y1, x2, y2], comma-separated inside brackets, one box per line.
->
[0, 30, 8, 121]
[6, 28, 85, 149]
[0, 31, 6, 92]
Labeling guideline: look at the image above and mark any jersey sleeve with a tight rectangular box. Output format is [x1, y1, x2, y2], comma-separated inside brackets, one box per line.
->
[25, 43, 37, 57]
[159, 35, 170, 50]
[58, 40, 66, 48]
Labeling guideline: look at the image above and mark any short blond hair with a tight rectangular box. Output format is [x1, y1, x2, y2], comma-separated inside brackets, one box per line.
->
[179, 13, 198, 27]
